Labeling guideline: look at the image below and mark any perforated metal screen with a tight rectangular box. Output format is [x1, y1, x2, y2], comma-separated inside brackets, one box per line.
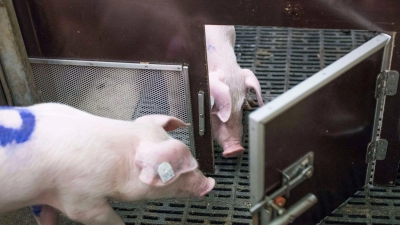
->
[29, 60, 194, 153]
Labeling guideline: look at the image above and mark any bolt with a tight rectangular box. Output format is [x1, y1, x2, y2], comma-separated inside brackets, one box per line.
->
[274, 196, 286, 207]
[389, 91, 393, 94]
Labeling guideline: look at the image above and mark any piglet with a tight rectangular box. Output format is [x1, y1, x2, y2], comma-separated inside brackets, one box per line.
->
[205, 25, 264, 158]
[0, 103, 215, 225]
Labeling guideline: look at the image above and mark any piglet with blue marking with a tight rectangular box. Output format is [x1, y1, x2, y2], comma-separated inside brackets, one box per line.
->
[0, 103, 215, 225]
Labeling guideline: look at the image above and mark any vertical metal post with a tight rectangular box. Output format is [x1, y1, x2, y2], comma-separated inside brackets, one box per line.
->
[0, 70, 8, 105]
[365, 32, 394, 188]
[0, 61, 13, 105]
[0, 0, 40, 106]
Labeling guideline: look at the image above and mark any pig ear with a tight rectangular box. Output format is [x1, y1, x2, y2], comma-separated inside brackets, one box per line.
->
[135, 139, 198, 186]
[242, 69, 264, 106]
[209, 76, 232, 122]
[134, 115, 190, 131]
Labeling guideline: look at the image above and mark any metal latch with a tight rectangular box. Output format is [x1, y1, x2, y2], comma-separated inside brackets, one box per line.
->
[198, 91, 205, 136]
[366, 139, 388, 163]
[375, 70, 399, 98]
[250, 152, 317, 224]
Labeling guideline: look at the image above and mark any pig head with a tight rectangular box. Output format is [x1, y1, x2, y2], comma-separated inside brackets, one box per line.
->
[0, 103, 214, 225]
[206, 25, 264, 158]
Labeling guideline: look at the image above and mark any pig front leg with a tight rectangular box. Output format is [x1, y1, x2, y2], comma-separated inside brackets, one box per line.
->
[63, 200, 124, 225]
[31, 205, 59, 225]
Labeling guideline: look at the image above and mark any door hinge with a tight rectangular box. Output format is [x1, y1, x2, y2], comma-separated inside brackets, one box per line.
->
[366, 139, 388, 163]
[375, 70, 399, 98]
[250, 152, 317, 224]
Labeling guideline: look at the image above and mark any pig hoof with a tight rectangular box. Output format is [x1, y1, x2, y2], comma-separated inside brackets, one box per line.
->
[222, 148, 245, 158]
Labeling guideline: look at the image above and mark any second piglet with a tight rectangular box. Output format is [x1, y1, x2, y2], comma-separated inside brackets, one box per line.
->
[205, 25, 264, 158]
[0, 103, 214, 225]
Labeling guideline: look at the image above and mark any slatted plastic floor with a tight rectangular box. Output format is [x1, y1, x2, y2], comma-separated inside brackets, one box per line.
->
[112, 26, 398, 225]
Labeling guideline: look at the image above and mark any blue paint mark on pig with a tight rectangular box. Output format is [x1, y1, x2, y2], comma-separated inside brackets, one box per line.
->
[0, 107, 35, 147]
[207, 44, 216, 52]
[30, 205, 43, 217]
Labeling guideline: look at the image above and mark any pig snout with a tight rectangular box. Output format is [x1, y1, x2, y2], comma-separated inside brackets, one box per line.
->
[200, 177, 215, 197]
[139, 170, 215, 200]
[183, 170, 215, 197]
[211, 115, 245, 158]
[222, 141, 245, 158]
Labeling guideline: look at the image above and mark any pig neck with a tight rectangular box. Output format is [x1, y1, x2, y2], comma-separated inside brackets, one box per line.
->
[45, 117, 144, 208]
[48, 118, 140, 209]
[69, 117, 174, 202]
[105, 123, 173, 201]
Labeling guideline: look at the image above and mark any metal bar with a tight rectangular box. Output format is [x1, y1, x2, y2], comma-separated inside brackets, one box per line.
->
[249, 118, 266, 205]
[283, 28, 292, 92]
[183, 66, 197, 157]
[0, 0, 40, 106]
[380, 32, 394, 71]
[374, 31, 400, 186]
[0, 86, 6, 106]
[365, 32, 395, 187]
[29, 58, 183, 72]
[366, 85, 385, 185]
[0, 61, 13, 105]
[319, 30, 325, 69]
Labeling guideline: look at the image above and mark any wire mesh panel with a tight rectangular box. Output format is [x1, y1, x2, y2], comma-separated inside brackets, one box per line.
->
[29, 60, 194, 152]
